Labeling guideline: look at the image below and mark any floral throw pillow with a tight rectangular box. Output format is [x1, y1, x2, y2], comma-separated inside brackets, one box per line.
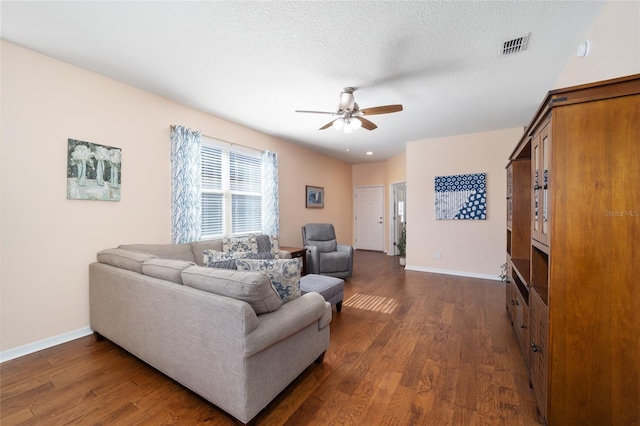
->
[204, 250, 275, 269]
[222, 236, 258, 254]
[236, 258, 301, 303]
[268, 234, 280, 259]
[203, 250, 247, 269]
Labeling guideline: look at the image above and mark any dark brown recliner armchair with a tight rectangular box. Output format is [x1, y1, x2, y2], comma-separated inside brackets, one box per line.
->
[302, 223, 353, 279]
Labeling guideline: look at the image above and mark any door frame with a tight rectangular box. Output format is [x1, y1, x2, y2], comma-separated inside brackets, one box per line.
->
[389, 181, 406, 256]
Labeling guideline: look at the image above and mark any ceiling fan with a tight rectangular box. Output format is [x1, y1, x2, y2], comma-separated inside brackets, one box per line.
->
[295, 87, 403, 133]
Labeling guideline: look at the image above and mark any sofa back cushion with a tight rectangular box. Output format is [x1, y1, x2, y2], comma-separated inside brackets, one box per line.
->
[189, 239, 224, 266]
[119, 243, 195, 262]
[181, 266, 282, 314]
[142, 258, 195, 285]
[303, 223, 338, 253]
[306, 239, 337, 253]
[97, 248, 158, 274]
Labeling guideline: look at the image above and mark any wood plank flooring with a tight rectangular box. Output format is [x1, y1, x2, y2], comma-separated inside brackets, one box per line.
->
[1, 250, 540, 425]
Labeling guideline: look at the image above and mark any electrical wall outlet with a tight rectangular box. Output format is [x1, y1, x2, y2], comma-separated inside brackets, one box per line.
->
[435, 251, 441, 259]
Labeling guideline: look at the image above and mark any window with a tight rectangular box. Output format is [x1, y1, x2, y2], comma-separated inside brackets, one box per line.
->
[201, 138, 262, 239]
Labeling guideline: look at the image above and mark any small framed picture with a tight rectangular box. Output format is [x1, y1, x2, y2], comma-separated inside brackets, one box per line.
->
[306, 185, 324, 208]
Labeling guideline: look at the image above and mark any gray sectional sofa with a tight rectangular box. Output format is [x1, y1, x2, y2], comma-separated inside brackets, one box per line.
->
[89, 238, 331, 424]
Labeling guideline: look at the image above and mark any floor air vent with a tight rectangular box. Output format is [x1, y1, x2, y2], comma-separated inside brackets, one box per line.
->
[502, 33, 530, 56]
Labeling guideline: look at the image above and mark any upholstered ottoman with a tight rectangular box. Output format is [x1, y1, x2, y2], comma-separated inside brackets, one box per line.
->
[300, 274, 345, 312]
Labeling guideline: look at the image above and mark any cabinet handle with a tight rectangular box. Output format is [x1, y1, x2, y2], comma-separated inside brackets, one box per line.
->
[520, 324, 526, 329]
[515, 300, 520, 306]
[531, 343, 538, 352]
[511, 300, 515, 305]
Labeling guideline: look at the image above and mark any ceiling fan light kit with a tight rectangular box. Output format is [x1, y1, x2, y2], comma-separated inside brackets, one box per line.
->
[333, 117, 362, 133]
[296, 87, 403, 133]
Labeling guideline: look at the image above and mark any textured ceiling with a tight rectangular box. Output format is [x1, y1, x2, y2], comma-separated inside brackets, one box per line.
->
[1, 1, 606, 163]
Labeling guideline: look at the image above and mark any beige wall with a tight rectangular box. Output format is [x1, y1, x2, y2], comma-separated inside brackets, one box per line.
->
[406, 128, 524, 278]
[554, 0, 640, 88]
[0, 41, 352, 353]
[387, 151, 406, 184]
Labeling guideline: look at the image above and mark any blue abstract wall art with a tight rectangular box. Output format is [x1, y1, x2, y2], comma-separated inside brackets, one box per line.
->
[435, 173, 486, 220]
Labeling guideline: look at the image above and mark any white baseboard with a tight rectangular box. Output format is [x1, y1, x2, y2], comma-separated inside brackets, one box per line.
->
[0, 326, 93, 363]
[405, 265, 502, 281]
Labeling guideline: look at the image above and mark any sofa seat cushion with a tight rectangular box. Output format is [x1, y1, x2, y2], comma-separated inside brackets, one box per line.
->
[97, 248, 158, 274]
[142, 258, 195, 284]
[181, 266, 282, 314]
[319, 251, 350, 273]
[236, 258, 302, 303]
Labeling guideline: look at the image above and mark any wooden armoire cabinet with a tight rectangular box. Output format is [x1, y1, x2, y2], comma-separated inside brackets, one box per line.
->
[505, 74, 640, 425]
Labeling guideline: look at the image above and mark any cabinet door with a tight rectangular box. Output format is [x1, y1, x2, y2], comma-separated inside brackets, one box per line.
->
[529, 290, 548, 424]
[506, 282, 515, 321]
[532, 119, 551, 246]
[513, 290, 529, 365]
[540, 122, 550, 245]
[505, 265, 512, 314]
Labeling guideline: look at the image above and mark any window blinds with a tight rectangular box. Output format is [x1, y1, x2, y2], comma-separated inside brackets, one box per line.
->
[201, 140, 262, 238]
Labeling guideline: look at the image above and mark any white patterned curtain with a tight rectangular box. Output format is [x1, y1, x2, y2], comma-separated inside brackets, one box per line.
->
[170, 125, 202, 243]
[261, 150, 279, 235]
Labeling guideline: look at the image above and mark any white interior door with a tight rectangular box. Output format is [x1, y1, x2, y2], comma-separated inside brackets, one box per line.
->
[355, 186, 384, 251]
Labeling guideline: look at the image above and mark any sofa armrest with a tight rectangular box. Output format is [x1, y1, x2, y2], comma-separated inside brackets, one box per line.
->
[337, 244, 354, 277]
[336, 244, 353, 256]
[244, 292, 327, 357]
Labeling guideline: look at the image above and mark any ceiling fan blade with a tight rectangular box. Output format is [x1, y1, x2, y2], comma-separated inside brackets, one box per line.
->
[295, 110, 336, 115]
[358, 117, 378, 130]
[319, 120, 336, 130]
[360, 104, 403, 115]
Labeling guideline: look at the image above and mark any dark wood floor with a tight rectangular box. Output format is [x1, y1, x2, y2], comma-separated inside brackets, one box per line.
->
[1, 250, 540, 425]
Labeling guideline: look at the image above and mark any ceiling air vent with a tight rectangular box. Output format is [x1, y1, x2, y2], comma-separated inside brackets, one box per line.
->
[501, 33, 530, 56]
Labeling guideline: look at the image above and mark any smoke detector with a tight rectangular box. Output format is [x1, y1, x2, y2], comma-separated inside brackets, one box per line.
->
[577, 40, 591, 58]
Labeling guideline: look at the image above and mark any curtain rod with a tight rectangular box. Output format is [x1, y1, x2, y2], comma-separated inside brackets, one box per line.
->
[170, 125, 264, 153]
